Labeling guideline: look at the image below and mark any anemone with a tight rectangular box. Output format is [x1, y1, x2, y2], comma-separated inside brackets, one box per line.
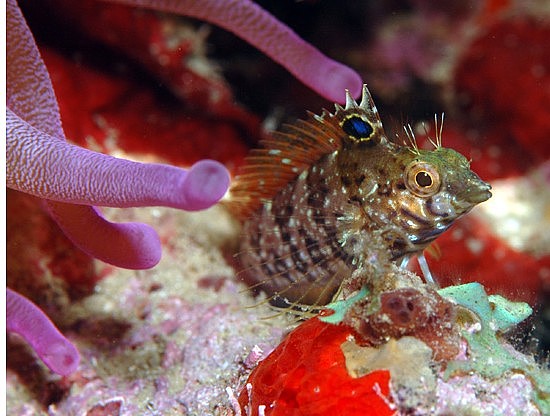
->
[6, 0, 362, 375]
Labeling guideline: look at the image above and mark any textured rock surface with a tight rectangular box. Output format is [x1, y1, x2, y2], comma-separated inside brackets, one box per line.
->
[7, 204, 290, 415]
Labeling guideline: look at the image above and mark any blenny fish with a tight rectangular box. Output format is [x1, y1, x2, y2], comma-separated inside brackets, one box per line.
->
[227, 85, 491, 308]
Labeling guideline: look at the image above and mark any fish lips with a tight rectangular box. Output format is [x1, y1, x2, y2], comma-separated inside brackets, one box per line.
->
[456, 179, 492, 205]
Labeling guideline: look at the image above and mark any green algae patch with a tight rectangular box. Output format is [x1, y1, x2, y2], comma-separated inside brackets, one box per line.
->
[439, 282, 549, 413]
[320, 286, 370, 324]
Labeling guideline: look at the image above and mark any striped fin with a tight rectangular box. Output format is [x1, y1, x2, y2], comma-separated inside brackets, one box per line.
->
[225, 85, 385, 218]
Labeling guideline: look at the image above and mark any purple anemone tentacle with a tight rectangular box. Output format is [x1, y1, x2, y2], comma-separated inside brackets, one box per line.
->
[109, 0, 363, 103]
[7, 109, 230, 210]
[6, 0, 63, 139]
[6, 288, 80, 376]
[44, 202, 162, 269]
[7, 0, 230, 269]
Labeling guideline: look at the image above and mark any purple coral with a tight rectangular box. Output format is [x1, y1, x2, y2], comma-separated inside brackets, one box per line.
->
[6, 289, 80, 376]
[112, 0, 363, 103]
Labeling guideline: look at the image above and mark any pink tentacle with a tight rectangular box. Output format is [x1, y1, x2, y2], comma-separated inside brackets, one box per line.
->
[44, 202, 162, 269]
[7, 109, 229, 209]
[6, 0, 63, 137]
[7, 288, 80, 376]
[109, 0, 363, 103]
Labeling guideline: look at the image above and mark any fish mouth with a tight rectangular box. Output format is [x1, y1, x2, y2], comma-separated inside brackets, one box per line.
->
[458, 180, 492, 204]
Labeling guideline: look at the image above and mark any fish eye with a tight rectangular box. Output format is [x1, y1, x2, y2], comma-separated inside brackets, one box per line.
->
[415, 171, 433, 187]
[405, 161, 441, 197]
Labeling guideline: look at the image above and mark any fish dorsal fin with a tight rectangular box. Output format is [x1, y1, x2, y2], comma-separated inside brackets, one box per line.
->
[226, 85, 387, 218]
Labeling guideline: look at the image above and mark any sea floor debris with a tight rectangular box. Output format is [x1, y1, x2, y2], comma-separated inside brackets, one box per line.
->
[240, 267, 549, 416]
[8, 201, 548, 415]
[7, 204, 288, 415]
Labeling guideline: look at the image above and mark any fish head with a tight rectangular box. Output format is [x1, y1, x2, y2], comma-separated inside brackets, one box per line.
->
[385, 146, 492, 252]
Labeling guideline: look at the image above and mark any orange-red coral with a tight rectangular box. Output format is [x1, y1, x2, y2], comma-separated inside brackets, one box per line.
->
[239, 317, 395, 416]
[454, 16, 550, 166]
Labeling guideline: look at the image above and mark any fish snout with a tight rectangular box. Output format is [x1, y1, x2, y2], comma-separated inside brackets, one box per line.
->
[460, 178, 492, 204]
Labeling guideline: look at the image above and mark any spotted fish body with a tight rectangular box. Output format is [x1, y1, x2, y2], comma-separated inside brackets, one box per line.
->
[228, 85, 491, 308]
